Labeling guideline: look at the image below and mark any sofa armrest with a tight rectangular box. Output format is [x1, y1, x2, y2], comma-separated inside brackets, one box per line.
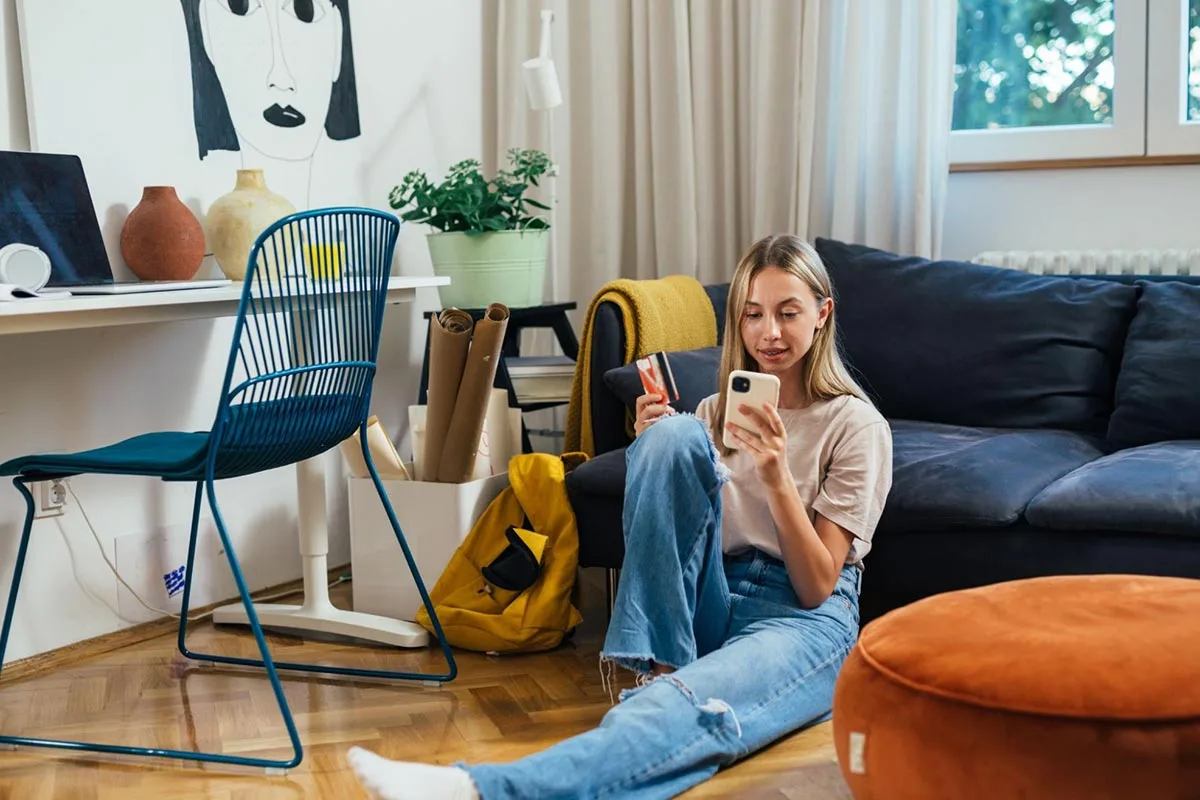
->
[564, 447, 628, 569]
[585, 282, 731, 455]
[588, 301, 634, 454]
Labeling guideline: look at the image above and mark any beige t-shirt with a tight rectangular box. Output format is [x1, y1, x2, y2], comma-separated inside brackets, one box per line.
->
[695, 392, 892, 567]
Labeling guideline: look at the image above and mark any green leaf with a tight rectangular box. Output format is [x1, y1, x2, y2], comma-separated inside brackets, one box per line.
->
[387, 147, 553, 233]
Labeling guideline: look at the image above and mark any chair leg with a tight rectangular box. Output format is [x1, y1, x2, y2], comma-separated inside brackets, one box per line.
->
[177, 452, 458, 685]
[606, 568, 620, 620]
[367, 459, 457, 683]
[176, 481, 205, 658]
[0, 480, 37, 677]
[0, 477, 299, 772]
[195, 477, 303, 768]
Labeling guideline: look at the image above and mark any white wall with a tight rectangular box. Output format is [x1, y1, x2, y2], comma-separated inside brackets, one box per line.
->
[0, 0, 481, 662]
[942, 165, 1200, 260]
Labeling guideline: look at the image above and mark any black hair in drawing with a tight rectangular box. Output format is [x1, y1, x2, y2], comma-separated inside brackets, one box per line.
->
[179, 0, 361, 160]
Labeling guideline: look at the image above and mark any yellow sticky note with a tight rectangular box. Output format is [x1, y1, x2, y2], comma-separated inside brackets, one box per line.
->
[305, 242, 345, 279]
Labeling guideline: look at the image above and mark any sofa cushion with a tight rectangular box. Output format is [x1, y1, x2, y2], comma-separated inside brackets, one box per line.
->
[814, 238, 1139, 434]
[882, 420, 1106, 533]
[1025, 442, 1200, 537]
[1107, 281, 1200, 449]
[603, 346, 721, 414]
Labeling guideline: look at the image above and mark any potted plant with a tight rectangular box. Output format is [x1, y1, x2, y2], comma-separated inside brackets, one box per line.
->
[389, 148, 553, 309]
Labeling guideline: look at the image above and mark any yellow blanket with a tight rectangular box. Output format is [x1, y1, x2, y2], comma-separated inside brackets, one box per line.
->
[565, 275, 719, 456]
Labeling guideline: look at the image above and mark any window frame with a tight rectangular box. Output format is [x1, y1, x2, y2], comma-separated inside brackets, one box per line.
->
[1146, 0, 1200, 154]
[949, 0, 1150, 167]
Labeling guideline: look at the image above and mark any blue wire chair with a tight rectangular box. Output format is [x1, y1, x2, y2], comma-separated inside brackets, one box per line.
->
[0, 207, 456, 772]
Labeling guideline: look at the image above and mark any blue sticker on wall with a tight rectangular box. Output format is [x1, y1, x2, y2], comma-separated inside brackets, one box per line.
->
[163, 566, 186, 598]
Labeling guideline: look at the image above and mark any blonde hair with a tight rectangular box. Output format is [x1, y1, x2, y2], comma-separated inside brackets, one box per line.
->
[712, 234, 870, 456]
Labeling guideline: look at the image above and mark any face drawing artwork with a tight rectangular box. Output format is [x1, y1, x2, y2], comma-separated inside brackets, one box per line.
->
[180, 0, 360, 164]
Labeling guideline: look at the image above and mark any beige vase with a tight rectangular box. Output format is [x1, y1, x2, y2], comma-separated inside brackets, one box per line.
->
[205, 169, 296, 280]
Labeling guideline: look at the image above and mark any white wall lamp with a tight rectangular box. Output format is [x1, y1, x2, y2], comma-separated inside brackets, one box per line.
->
[522, 9, 562, 302]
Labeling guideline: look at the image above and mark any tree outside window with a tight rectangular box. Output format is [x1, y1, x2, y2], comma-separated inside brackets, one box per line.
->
[953, 0, 1115, 131]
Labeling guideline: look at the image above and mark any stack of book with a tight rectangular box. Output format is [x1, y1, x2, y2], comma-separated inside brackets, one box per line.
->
[505, 355, 576, 405]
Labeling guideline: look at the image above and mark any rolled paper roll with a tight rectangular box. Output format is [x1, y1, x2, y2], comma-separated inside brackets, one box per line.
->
[421, 307, 474, 483]
[484, 388, 518, 477]
[437, 303, 511, 483]
[339, 415, 409, 480]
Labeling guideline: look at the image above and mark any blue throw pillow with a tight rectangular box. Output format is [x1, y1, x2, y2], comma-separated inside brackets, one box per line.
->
[1107, 281, 1200, 448]
[603, 346, 722, 415]
[814, 238, 1139, 433]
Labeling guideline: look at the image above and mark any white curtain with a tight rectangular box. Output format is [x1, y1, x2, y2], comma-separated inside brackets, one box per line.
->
[486, 0, 957, 310]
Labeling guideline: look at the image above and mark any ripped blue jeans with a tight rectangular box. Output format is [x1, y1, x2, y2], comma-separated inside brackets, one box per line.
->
[464, 413, 861, 799]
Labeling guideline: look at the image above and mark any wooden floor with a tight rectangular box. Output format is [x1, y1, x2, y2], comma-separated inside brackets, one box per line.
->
[0, 569, 851, 799]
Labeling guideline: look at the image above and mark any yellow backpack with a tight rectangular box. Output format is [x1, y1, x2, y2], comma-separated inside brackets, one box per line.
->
[414, 451, 586, 653]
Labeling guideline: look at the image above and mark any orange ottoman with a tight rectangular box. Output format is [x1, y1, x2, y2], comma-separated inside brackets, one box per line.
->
[832, 575, 1200, 799]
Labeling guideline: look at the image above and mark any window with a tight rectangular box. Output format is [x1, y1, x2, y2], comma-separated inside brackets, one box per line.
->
[950, 0, 1200, 165]
[953, 1, 1116, 132]
[1191, 1, 1200, 120]
[1146, 0, 1200, 153]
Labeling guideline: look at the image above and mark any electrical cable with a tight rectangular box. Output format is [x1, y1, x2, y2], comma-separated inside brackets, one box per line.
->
[60, 481, 347, 624]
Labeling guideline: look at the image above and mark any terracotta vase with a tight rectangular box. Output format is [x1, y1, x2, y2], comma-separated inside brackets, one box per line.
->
[205, 169, 296, 281]
[119, 186, 206, 281]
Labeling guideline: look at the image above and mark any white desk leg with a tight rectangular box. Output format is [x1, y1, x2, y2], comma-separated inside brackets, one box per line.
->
[211, 452, 431, 649]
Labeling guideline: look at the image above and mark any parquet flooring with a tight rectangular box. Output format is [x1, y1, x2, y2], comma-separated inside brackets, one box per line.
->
[0, 569, 851, 799]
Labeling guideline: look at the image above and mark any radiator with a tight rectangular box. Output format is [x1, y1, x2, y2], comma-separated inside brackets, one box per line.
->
[971, 249, 1200, 276]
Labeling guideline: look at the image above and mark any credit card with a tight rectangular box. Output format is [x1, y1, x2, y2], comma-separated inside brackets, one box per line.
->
[636, 351, 680, 402]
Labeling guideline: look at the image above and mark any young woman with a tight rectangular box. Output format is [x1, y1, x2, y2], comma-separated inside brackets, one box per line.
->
[348, 234, 893, 800]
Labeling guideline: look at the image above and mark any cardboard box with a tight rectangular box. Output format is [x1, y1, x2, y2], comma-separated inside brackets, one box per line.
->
[346, 467, 509, 622]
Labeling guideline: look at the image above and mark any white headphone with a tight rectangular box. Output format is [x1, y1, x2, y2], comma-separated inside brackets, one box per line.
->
[0, 243, 52, 291]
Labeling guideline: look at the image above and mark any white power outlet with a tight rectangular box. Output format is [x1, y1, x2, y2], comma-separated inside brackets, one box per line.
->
[34, 479, 68, 519]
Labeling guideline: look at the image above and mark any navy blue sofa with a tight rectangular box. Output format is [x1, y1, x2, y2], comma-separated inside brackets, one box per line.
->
[564, 237, 1200, 623]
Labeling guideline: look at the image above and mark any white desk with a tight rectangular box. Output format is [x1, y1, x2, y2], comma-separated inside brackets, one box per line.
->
[0, 276, 447, 649]
[0, 282, 254, 335]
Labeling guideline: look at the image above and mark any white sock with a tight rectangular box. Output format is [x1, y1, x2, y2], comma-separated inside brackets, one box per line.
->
[347, 746, 480, 800]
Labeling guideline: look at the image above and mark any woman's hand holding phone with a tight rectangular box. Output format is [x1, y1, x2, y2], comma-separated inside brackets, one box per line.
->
[723, 370, 790, 487]
[634, 391, 675, 437]
[726, 401, 791, 488]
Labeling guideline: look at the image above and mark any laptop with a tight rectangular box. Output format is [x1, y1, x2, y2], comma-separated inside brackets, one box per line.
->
[0, 150, 231, 295]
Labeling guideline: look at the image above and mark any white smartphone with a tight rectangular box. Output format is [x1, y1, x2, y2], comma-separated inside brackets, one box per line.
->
[723, 369, 781, 450]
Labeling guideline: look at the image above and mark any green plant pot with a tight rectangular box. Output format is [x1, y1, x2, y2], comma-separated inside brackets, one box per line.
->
[426, 229, 550, 309]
